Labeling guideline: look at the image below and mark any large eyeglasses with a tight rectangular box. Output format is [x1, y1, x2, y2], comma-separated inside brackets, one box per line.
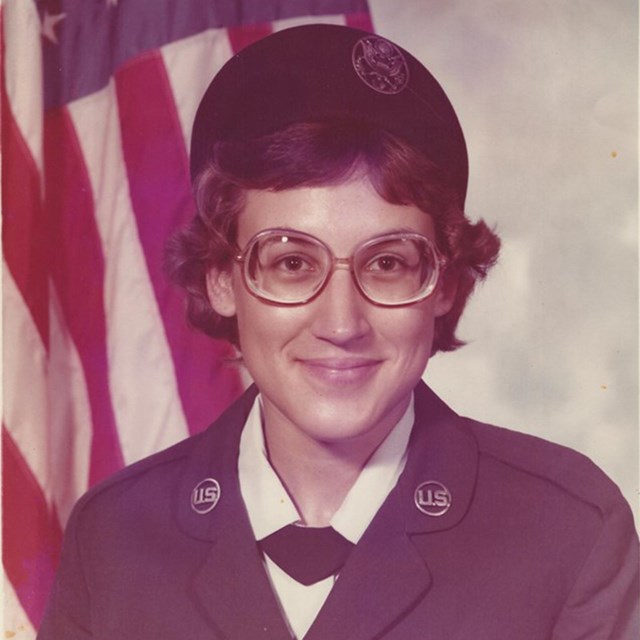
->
[234, 228, 445, 307]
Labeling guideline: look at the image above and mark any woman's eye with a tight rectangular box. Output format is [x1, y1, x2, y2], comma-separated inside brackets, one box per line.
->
[274, 255, 314, 272]
[369, 255, 403, 272]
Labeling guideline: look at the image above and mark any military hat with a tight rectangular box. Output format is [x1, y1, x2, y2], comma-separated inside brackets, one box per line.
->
[190, 24, 468, 204]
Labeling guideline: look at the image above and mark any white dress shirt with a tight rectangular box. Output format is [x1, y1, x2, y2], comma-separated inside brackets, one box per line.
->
[238, 395, 415, 639]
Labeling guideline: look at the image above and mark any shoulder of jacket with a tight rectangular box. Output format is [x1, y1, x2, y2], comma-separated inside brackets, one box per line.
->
[70, 385, 258, 521]
[465, 418, 628, 518]
[70, 429, 207, 517]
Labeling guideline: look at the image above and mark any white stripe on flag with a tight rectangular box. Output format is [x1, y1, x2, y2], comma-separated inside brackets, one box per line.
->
[67, 86, 190, 464]
[4, 0, 44, 175]
[2, 261, 51, 497]
[48, 285, 93, 523]
[161, 28, 234, 154]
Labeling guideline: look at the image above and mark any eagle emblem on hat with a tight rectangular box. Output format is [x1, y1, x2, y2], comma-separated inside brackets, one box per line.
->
[352, 36, 409, 95]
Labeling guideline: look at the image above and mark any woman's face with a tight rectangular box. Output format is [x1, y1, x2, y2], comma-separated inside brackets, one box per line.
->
[207, 177, 454, 454]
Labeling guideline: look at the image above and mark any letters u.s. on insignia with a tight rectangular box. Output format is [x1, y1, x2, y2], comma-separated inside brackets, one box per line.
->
[414, 480, 452, 517]
[191, 477, 221, 514]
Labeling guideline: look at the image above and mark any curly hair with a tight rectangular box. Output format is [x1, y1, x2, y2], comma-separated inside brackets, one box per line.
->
[166, 120, 500, 355]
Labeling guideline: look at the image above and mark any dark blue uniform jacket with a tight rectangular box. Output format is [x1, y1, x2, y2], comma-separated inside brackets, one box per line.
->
[39, 382, 639, 639]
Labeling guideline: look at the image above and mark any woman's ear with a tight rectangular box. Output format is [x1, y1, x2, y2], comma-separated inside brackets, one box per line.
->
[433, 271, 458, 318]
[205, 268, 237, 318]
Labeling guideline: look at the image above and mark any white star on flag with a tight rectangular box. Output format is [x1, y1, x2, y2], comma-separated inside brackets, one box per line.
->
[41, 10, 66, 44]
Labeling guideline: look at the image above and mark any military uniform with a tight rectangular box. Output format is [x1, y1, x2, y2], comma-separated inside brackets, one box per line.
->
[38, 382, 639, 639]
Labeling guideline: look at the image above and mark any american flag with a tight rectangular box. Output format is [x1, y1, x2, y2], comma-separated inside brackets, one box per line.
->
[2, 0, 374, 635]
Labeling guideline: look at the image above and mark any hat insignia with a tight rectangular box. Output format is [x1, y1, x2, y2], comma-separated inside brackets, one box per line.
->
[352, 36, 409, 95]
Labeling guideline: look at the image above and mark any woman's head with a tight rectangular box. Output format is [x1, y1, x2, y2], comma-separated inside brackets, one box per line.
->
[166, 120, 500, 354]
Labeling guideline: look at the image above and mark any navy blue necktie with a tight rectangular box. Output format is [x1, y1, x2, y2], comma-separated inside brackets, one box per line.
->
[259, 524, 354, 586]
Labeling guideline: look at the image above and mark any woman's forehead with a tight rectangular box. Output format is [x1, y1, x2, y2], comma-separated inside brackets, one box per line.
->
[236, 180, 436, 251]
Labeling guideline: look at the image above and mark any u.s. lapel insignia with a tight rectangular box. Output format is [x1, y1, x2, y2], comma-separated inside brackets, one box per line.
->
[191, 478, 221, 514]
[414, 480, 451, 517]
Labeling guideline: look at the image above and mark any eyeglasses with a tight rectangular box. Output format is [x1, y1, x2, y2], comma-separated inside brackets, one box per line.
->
[234, 228, 445, 307]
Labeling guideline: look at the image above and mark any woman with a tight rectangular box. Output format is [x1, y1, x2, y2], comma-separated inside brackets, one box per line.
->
[39, 24, 638, 639]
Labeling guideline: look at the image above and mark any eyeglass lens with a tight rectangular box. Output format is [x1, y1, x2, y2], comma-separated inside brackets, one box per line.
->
[246, 234, 331, 302]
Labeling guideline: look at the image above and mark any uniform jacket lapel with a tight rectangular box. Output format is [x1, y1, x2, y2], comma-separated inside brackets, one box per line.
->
[305, 382, 479, 640]
[174, 385, 293, 639]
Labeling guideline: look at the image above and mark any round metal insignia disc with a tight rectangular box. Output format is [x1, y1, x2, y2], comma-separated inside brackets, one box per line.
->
[352, 36, 410, 95]
[191, 477, 221, 514]
[414, 480, 452, 517]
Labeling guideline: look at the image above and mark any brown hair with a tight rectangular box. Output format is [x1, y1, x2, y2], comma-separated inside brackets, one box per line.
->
[166, 121, 500, 354]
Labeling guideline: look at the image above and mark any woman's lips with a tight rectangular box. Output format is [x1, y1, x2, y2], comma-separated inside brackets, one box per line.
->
[298, 357, 382, 385]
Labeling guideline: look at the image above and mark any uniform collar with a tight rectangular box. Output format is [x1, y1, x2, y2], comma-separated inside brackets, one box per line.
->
[238, 392, 415, 543]
[174, 380, 478, 541]
[237, 396, 300, 539]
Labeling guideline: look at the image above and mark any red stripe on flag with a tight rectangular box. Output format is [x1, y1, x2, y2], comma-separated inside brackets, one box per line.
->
[345, 12, 374, 32]
[1, 72, 49, 347]
[2, 427, 63, 628]
[227, 22, 274, 54]
[44, 108, 124, 484]
[115, 52, 242, 434]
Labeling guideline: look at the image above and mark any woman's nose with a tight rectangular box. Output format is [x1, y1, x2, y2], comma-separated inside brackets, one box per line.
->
[309, 268, 372, 346]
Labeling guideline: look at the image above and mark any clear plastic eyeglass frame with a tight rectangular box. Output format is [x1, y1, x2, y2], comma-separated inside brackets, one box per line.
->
[234, 228, 446, 307]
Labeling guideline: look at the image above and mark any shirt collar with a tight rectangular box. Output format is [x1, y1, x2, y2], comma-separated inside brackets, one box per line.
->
[238, 394, 415, 544]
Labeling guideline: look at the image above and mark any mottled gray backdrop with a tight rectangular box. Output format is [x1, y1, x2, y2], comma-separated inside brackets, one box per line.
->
[368, 0, 638, 520]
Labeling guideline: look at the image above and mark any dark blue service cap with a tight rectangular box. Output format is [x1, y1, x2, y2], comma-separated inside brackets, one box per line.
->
[190, 24, 468, 204]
